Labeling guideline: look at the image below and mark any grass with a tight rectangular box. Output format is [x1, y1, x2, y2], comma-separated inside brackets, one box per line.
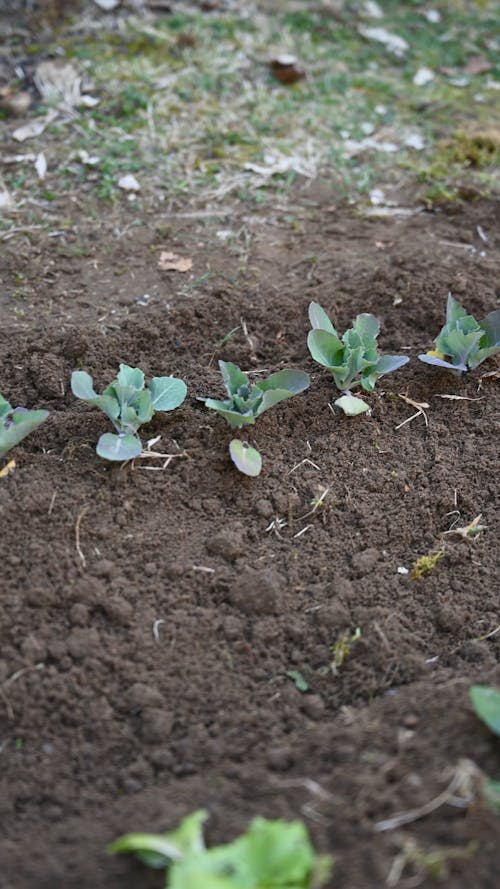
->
[0, 0, 499, 219]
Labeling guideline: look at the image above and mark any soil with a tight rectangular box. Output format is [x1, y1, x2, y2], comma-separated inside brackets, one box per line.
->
[1, 193, 499, 889]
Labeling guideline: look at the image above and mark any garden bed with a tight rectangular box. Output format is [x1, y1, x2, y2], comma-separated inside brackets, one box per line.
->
[1, 193, 499, 887]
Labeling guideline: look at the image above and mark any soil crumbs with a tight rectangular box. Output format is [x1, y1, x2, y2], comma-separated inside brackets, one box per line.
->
[1, 194, 500, 889]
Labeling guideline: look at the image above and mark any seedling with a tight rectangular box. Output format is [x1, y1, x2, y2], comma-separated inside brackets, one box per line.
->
[419, 293, 500, 372]
[109, 808, 332, 889]
[200, 361, 309, 476]
[331, 628, 361, 675]
[307, 303, 409, 415]
[71, 364, 187, 461]
[411, 550, 444, 579]
[0, 394, 48, 460]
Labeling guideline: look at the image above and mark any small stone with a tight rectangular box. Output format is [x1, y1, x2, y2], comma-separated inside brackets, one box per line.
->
[436, 604, 462, 634]
[300, 695, 325, 721]
[228, 569, 283, 616]
[141, 708, 174, 743]
[128, 682, 164, 710]
[402, 713, 419, 728]
[206, 528, 246, 562]
[267, 746, 294, 772]
[255, 498, 274, 519]
[102, 596, 133, 625]
[93, 559, 117, 580]
[67, 628, 100, 660]
[351, 547, 381, 577]
[69, 603, 90, 627]
[222, 615, 244, 641]
[144, 562, 156, 577]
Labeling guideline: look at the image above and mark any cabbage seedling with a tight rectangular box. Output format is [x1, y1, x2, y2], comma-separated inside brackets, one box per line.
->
[0, 394, 48, 460]
[71, 364, 187, 461]
[109, 808, 333, 888]
[307, 303, 409, 415]
[200, 361, 310, 476]
[419, 294, 500, 372]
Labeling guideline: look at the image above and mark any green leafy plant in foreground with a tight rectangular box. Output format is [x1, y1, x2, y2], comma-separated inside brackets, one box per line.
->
[109, 809, 332, 889]
[307, 303, 409, 416]
[419, 294, 500, 372]
[470, 686, 500, 737]
[200, 361, 310, 476]
[470, 685, 500, 815]
[71, 364, 187, 461]
[0, 394, 48, 460]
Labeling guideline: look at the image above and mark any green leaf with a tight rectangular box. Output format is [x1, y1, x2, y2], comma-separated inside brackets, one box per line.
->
[480, 309, 500, 349]
[96, 433, 142, 461]
[374, 355, 409, 376]
[308, 302, 336, 334]
[229, 440, 262, 476]
[71, 371, 120, 421]
[446, 293, 468, 326]
[135, 389, 155, 424]
[257, 369, 310, 395]
[203, 400, 255, 428]
[169, 817, 331, 889]
[0, 408, 49, 459]
[149, 377, 187, 411]
[334, 395, 369, 416]
[117, 364, 145, 390]
[219, 361, 248, 397]
[254, 388, 296, 417]
[286, 670, 310, 693]
[0, 395, 12, 420]
[307, 329, 344, 369]
[353, 313, 379, 342]
[109, 811, 208, 869]
[470, 685, 500, 736]
[439, 329, 482, 368]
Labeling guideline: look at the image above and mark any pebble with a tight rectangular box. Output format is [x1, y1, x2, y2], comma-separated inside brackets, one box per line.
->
[228, 568, 283, 615]
[351, 547, 381, 576]
[267, 746, 294, 771]
[300, 695, 326, 721]
[141, 708, 174, 743]
[206, 528, 246, 562]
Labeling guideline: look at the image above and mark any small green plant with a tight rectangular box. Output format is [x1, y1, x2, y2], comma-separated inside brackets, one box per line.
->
[331, 628, 361, 675]
[419, 294, 500, 372]
[200, 361, 309, 476]
[109, 808, 332, 889]
[71, 364, 187, 461]
[0, 394, 48, 460]
[307, 303, 409, 415]
[411, 550, 444, 580]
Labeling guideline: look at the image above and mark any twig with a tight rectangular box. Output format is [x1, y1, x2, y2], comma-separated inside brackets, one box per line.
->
[1, 663, 45, 720]
[75, 506, 89, 567]
[396, 394, 429, 430]
[287, 458, 321, 475]
[374, 759, 479, 832]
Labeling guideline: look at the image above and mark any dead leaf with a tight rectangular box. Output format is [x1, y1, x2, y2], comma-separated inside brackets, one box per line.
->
[270, 55, 306, 85]
[35, 152, 47, 181]
[13, 110, 58, 143]
[158, 251, 193, 273]
[464, 56, 492, 76]
[444, 515, 486, 539]
[0, 459, 16, 479]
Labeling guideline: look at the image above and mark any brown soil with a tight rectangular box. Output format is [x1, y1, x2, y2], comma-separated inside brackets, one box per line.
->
[1, 194, 499, 889]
